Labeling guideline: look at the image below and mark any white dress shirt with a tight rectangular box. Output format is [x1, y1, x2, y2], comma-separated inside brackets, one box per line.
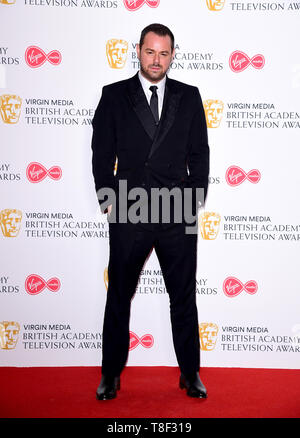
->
[138, 71, 166, 119]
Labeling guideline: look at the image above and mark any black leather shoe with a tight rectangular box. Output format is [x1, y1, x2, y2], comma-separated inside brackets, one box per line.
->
[96, 375, 120, 400]
[179, 372, 207, 398]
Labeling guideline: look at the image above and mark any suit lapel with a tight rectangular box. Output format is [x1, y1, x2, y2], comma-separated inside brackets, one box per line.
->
[127, 74, 182, 157]
[127, 73, 157, 141]
[148, 78, 182, 158]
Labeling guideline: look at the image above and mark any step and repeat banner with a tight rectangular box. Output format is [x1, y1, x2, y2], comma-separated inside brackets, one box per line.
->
[1, 0, 300, 369]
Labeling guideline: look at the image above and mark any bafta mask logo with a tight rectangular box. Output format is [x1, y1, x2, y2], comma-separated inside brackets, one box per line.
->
[0, 0, 16, 4]
[0, 209, 22, 237]
[199, 212, 221, 240]
[104, 267, 108, 291]
[0, 321, 20, 350]
[106, 39, 128, 69]
[206, 0, 225, 11]
[203, 99, 224, 128]
[0, 94, 22, 124]
[199, 323, 219, 351]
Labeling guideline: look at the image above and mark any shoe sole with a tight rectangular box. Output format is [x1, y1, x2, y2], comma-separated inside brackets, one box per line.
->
[96, 392, 117, 401]
[96, 379, 120, 401]
[179, 380, 207, 398]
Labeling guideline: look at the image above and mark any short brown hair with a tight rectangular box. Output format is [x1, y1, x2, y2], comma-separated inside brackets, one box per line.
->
[139, 23, 175, 52]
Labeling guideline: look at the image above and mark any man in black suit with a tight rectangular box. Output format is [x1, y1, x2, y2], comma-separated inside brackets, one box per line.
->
[91, 23, 209, 400]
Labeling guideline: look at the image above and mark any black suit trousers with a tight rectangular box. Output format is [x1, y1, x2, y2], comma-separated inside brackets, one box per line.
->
[101, 221, 200, 378]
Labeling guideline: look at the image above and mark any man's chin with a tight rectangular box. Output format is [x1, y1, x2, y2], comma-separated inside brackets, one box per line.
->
[141, 69, 165, 83]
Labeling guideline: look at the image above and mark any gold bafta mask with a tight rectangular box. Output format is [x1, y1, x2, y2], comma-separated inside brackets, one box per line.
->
[0, 94, 22, 124]
[206, 0, 226, 11]
[0, 209, 22, 237]
[203, 99, 224, 128]
[199, 323, 219, 351]
[104, 267, 108, 291]
[199, 212, 221, 240]
[106, 39, 128, 69]
[0, 321, 20, 350]
[0, 0, 16, 3]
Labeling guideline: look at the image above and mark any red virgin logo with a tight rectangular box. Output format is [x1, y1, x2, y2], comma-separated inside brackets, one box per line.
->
[123, 0, 159, 11]
[25, 274, 61, 295]
[129, 331, 154, 350]
[25, 46, 62, 68]
[225, 166, 261, 186]
[229, 50, 265, 73]
[26, 162, 62, 183]
[223, 277, 258, 298]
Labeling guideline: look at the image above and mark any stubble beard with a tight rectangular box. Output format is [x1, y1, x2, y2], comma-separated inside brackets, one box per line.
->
[140, 63, 167, 83]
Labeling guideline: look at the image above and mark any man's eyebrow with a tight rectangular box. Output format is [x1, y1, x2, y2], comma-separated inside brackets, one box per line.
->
[144, 48, 171, 53]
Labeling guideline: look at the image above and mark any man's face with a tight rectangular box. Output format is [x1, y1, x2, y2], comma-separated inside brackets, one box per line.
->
[137, 31, 174, 83]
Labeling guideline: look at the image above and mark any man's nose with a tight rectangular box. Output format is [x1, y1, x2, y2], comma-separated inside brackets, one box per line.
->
[153, 53, 160, 64]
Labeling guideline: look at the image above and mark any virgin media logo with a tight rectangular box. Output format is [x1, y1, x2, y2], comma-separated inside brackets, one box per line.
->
[223, 277, 258, 298]
[25, 274, 61, 295]
[26, 162, 62, 183]
[229, 51, 265, 73]
[25, 46, 62, 68]
[123, 0, 159, 11]
[225, 166, 261, 186]
[129, 331, 154, 350]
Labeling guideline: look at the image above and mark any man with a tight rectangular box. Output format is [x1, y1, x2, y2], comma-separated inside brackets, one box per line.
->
[91, 23, 209, 400]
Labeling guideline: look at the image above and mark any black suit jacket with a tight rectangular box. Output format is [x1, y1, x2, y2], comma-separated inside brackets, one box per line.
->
[91, 73, 209, 217]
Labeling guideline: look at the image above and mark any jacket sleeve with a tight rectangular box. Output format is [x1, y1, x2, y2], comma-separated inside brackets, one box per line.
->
[91, 86, 116, 213]
[187, 88, 210, 206]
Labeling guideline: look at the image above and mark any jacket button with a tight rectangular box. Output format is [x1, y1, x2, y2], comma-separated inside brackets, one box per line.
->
[145, 161, 149, 167]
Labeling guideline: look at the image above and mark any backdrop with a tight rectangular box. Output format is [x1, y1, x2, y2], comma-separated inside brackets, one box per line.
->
[1, 0, 300, 370]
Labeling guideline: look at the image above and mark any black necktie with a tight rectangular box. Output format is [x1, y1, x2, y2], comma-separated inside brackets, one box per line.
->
[149, 85, 159, 125]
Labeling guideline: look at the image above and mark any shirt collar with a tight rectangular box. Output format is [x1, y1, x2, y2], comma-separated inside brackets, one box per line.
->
[138, 71, 166, 95]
